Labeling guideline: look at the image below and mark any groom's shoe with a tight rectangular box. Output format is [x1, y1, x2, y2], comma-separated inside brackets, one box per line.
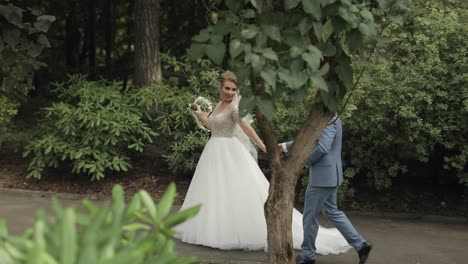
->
[296, 255, 315, 264]
[358, 241, 373, 264]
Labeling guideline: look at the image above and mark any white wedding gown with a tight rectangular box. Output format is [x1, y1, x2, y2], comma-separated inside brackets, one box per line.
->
[174, 105, 351, 254]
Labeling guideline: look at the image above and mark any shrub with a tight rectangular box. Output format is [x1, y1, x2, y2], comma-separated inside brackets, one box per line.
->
[0, 183, 200, 264]
[155, 55, 221, 176]
[0, 96, 17, 147]
[23, 75, 158, 180]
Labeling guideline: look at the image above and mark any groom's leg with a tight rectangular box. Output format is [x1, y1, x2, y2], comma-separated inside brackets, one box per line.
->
[322, 188, 365, 251]
[301, 186, 333, 261]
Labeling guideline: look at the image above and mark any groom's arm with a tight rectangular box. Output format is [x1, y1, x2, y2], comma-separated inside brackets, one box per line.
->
[306, 122, 337, 166]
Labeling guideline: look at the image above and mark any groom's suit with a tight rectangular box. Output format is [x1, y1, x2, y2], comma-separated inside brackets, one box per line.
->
[284, 116, 366, 261]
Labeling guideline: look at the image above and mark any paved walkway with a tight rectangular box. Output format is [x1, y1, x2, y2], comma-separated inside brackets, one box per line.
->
[1, 188, 467, 264]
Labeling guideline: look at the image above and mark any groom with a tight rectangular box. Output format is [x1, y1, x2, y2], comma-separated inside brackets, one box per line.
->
[281, 114, 373, 264]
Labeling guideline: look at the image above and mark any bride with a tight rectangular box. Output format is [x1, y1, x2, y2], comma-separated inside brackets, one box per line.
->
[174, 70, 351, 254]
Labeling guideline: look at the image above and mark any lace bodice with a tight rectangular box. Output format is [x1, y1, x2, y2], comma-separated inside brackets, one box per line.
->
[209, 106, 239, 137]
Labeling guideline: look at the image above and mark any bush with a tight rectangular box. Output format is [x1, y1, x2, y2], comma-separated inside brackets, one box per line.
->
[0, 183, 200, 264]
[0, 96, 17, 147]
[23, 75, 158, 180]
[155, 55, 222, 176]
[343, 0, 468, 190]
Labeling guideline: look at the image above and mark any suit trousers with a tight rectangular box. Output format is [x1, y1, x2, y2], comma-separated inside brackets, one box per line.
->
[301, 186, 365, 260]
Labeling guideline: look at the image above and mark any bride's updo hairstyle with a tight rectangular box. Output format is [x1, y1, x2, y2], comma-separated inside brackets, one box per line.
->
[220, 70, 238, 87]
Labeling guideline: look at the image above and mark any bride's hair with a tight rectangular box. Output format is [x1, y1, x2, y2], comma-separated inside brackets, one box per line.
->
[220, 70, 238, 86]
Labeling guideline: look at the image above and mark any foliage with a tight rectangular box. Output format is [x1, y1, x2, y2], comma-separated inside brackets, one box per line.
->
[23, 75, 158, 180]
[0, 1, 55, 144]
[343, 0, 468, 189]
[187, 0, 386, 120]
[0, 183, 200, 264]
[0, 96, 17, 146]
[156, 54, 222, 176]
[0, 1, 55, 99]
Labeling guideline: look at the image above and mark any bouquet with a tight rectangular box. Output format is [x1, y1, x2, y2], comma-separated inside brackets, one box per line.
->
[188, 96, 213, 131]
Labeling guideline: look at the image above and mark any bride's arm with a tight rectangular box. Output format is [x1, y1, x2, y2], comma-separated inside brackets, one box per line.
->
[239, 120, 267, 153]
[193, 105, 211, 130]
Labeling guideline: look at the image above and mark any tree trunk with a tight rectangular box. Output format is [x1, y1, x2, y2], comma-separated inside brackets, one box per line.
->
[65, 0, 79, 72]
[88, 0, 97, 79]
[104, 0, 115, 77]
[256, 103, 333, 263]
[134, 0, 162, 86]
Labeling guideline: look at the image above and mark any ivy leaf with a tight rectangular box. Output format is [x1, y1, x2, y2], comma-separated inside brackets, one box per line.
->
[262, 48, 278, 61]
[319, 62, 330, 76]
[192, 29, 210, 42]
[289, 46, 303, 58]
[316, 42, 336, 56]
[302, 0, 321, 20]
[225, 0, 243, 13]
[335, 64, 353, 89]
[241, 28, 259, 39]
[37, 34, 50, 48]
[250, 0, 263, 13]
[243, 9, 256, 18]
[263, 25, 281, 42]
[322, 19, 333, 41]
[346, 29, 362, 51]
[256, 95, 275, 121]
[187, 43, 205, 60]
[359, 22, 376, 37]
[34, 15, 56, 32]
[299, 17, 314, 36]
[278, 68, 308, 89]
[205, 43, 225, 65]
[239, 94, 256, 117]
[311, 74, 328, 92]
[360, 9, 374, 21]
[312, 22, 323, 42]
[284, 0, 301, 10]
[0, 4, 23, 25]
[260, 66, 277, 89]
[229, 39, 243, 59]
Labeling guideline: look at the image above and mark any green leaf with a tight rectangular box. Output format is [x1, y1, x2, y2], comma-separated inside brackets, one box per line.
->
[229, 39, 243, 58]
[139, 190, 157, 220]
[3, 29, 20, 48]
[241, 28, 259, 39]
[358, 22, 376, 37]
[289, 46, 303, 58]
[225, 0, 243, 12]
[263, 25, 281, 42]
[319, 62, 330, 76]
[335, 64, 353, 88]
[311, 74, 328, 91]
[260, 66, 277, 89]
[187, 43, 205, 60]
[239, 94, 256, 117]
[157, 183, 175, 219]
[165, 205, 201, 227]
[0, 4, 23, 25]
[278, 68, 308, 89]
[61, 208, 77, 264]
[243, 9, 256, 18]
[360, 9, 374, 21]
[316, 42, 336, 56]
[346, 29, 362, 51]
[250, 0, 263, 13]
[34, 15, 56, 32]
[205, 43, 226, 65]
[322, 19, 333, 41]
[284, 0, 301, 10]
[301, 45, 322, 71]
[192, 29, 210, 42]
[256, 95, 275, 121]
[298, 17, 313, 36]
[302, 0, 321, 20]
[261, 48, 278, 61]
[312, 22, 323, 41]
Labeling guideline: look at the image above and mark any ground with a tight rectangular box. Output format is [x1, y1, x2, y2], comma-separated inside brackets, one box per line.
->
[0, 145, 466, 217]
[0, 147, 190, 203]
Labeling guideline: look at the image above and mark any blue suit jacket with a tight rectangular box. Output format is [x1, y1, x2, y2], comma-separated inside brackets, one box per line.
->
[286, 116, 343, 187]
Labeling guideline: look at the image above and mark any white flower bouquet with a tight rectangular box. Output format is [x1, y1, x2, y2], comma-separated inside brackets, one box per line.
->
[188, 96, 213, 131]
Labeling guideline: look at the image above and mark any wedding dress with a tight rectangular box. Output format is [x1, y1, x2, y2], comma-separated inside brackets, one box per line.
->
[174, 105, 351, 254]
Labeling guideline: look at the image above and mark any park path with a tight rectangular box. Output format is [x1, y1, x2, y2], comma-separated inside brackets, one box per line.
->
[1, 188, 467, 264]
